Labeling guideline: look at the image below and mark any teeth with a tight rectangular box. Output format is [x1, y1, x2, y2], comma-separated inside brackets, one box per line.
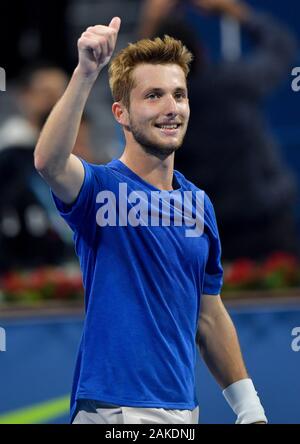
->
[159, 124, 178, 129]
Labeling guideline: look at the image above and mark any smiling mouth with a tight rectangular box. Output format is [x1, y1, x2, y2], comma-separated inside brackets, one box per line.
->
[155, 123, 181, 130]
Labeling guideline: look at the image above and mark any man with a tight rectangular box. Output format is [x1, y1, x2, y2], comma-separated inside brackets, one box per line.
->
[34, 17, 267, 424]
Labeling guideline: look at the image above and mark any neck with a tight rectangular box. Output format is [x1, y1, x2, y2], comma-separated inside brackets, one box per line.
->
[119, 145, 175, 191]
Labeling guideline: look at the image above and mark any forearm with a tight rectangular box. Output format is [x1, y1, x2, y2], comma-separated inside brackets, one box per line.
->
[34, 67, 96, 176]
[197, 295, 267, 423]
[197, 306, 248, 389]
[137, 0, 179, 38]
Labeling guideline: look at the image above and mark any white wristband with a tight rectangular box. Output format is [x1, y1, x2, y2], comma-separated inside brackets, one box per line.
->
[222, 378, 268, 424]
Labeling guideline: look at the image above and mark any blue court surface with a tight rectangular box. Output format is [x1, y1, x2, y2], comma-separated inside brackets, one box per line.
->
[0, 299, 299, 424]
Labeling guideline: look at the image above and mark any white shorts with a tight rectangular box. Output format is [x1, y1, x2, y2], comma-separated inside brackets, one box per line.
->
[72, 399, 199, 424]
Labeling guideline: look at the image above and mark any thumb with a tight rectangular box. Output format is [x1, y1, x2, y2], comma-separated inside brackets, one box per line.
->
[109, 16, 121, 32]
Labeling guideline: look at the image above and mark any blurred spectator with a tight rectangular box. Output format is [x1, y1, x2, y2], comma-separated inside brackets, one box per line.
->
[139, 0, 300, 261]
[138, 0, 178, 39]
[0, 128, 94, 273]
[0, 145, 67, 272]
[0, 63, 68, 151]
[0, 65, 94, 273]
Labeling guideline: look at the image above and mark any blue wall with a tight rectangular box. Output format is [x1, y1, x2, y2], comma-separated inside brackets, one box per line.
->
[0, 301, 300, 424]
[196, 303, 300, 424]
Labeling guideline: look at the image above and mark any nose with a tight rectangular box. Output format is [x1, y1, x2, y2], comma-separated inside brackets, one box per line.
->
[163, 94, 178, 117]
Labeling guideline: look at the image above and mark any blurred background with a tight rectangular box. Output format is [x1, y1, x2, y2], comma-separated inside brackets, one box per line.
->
[0, 0, 300, 424]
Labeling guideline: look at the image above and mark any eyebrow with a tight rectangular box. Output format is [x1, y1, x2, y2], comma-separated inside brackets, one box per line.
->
[143, 87, 188, 95]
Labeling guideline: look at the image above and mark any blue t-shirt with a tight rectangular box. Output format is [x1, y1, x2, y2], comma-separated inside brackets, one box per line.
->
[51, 158, 223, 421]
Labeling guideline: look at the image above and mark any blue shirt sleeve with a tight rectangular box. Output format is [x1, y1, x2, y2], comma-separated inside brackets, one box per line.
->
[203, 194, 223, 295]
[51, 157, 97, 233]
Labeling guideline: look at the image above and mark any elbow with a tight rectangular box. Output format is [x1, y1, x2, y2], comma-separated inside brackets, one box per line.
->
[196, 315, 214, 349]
[34, 140, 45, 171]
[196, 329, 209, 358]
[34, 149, 67, 179]
[34, 143, 54, 175]
[34, 152, 44, 173]
[34, 151, 50, 176]
[34, 150, 53, 178]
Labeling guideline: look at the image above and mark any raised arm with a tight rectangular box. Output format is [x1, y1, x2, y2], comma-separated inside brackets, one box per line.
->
[34, 17, 121, 204]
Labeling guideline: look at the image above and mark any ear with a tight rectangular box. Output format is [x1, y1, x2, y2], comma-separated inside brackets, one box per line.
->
[112, 102, 129, 127]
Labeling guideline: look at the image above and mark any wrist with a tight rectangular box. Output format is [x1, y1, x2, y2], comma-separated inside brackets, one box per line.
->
[223, 378, 268, 424]
[73, 65, 100, 86]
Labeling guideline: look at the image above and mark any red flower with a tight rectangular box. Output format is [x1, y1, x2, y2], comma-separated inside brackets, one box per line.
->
[261, 251, 298, 274]
[225, 258, 258, 286]
[1, 272, 24, 292]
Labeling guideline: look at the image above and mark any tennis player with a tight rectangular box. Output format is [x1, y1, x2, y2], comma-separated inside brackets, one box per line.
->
[34, 17, 267, 424]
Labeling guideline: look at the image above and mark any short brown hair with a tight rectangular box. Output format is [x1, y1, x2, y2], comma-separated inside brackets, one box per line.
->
[108, 35, 193, 109]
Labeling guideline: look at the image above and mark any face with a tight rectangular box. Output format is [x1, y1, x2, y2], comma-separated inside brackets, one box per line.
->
[122, 63, 190, 158]
[22, 69, 68, 126]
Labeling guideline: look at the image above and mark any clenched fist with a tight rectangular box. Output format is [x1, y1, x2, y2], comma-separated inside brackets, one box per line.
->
[77, 17, 121, 78]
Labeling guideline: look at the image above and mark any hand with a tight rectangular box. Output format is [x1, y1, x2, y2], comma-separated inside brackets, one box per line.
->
[190, 0, 236, 13]
[77, 17, 121, 78]
[190, 0, 250, 21]
[138, 0, 178, 38]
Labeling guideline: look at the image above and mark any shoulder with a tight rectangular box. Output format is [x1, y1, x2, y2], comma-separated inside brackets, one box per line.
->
[174, 169, 201, 191]
[175, 169, 214, 209]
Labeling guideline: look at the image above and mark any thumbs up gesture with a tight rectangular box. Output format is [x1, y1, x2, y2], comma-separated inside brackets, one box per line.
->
[77, 17, 121, 77]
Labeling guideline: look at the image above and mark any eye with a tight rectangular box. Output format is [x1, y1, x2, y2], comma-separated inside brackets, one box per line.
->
[174, 92, 186, 100]
[146, 92, 161, 100]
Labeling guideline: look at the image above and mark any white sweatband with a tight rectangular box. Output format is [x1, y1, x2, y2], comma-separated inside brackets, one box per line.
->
[222, 378, 268, 424]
